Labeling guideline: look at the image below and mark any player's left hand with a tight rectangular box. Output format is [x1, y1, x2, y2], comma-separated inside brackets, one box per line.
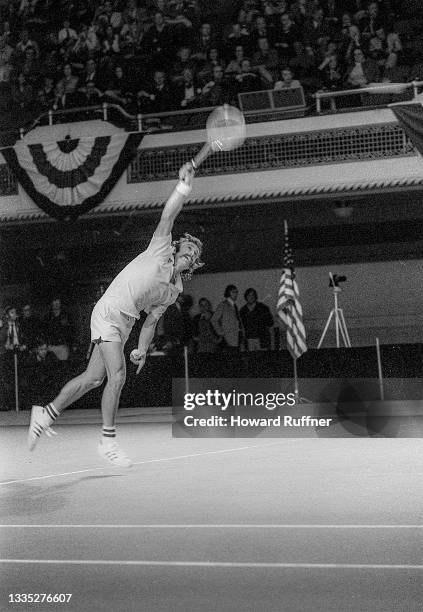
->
[130, 349, 146, 374]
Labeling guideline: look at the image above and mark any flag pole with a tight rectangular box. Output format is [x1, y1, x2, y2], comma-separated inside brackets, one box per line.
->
[293, 356, 299, 400]
[292, 353, 311, 404]
[280, 218, 310, 404]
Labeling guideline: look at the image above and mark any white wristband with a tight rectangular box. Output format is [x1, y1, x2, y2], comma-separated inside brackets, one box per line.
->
[175, 180, 192, 196]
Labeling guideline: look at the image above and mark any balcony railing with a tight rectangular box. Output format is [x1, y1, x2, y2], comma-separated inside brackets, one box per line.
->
[0, 101, 309, 141]
[0, 80, 422, 143]
[314, 81, 423, 113]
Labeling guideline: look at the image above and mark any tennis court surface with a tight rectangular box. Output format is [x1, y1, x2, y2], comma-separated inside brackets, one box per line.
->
[1, 409, 423, 611]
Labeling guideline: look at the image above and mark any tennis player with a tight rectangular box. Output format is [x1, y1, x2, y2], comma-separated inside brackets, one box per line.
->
[27, 162, 203, 467]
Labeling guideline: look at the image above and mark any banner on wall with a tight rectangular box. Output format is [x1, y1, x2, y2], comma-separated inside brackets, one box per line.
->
[2, 132, 143, 221]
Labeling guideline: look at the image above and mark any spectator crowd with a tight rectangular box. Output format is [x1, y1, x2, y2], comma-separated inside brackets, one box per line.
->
[0, 297, 76, 410]
[0, 298, 75, 357]
[0, 285, 276, 409]
[0, 0, 422, 127]
[150, 284, 274, 355]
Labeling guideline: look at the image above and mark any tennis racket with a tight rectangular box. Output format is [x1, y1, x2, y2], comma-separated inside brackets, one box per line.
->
[191, 104, 246, 170]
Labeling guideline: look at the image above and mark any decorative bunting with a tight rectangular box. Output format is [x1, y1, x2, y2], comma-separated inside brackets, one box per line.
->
[2, 132, 143, 221]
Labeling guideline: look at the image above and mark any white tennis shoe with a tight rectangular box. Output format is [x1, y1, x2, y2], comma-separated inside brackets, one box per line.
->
[27, 405, 58, 451]
[97, 439, 133, 468]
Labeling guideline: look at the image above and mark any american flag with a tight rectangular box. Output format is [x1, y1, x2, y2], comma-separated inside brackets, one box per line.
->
[276, 222, 307, 359]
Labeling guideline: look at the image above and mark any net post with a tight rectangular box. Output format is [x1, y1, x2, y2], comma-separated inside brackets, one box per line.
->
[14, 351, 19, 412]
[184, 345, 189, 395]
[376, 337, 384, 401]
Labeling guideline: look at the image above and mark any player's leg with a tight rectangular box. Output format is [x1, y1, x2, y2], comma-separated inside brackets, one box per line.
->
[50, 344, 106, 412]
[28, 345, 106, 450]
[97, 340, 126, 426]
[97, 340, 132, 467]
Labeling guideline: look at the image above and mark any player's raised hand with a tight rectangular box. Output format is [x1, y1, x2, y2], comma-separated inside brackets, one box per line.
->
[130, 349, 146, 374]
[179, 162, 195, 185]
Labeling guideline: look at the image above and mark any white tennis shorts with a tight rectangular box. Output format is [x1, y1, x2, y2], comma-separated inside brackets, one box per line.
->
[90, 300, 135, 344]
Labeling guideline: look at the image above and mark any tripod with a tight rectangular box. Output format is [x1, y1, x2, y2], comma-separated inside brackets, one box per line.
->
[318, 283, 351, 349]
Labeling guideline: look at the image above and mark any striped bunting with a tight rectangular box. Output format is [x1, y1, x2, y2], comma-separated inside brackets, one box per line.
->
[276, 222, 307, 359]
[2, 132, 143, 221]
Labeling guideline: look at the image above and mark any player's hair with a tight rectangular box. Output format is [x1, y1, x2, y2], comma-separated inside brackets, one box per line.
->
[172, 233, 204, 281]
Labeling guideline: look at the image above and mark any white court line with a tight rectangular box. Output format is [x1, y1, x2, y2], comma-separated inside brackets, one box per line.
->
[0, 441, 287, 487]
[1, 524, 423, 529]
[1, 559, 423, 569]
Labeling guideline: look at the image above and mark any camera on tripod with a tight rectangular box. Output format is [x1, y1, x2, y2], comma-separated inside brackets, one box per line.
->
[318, 272, 351, 348]
[329, 273, 347, 288]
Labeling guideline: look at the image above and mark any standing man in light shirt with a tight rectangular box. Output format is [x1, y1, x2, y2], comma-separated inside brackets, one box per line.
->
[28, 163, 203, 467]
[211, 285, 243, 352]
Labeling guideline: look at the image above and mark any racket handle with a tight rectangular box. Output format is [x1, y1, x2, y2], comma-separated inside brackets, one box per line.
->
[191, 142, 213, 170]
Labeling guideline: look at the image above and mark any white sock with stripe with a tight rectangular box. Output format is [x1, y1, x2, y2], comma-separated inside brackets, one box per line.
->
[44, 403, 59, 424]
[102, 426, 116, 442]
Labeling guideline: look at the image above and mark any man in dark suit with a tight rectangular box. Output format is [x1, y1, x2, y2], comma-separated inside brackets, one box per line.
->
[233, 59, 262, 95]
[141, 11, 174, 68]
[240, 288, 274, 351]
[0, 306, 25, 410]
[200, 64, 232, 107]
[137, 69, 176, 113]
[1, 306, 22, 354]
[43, 298, 74, 361]
[19, 303, 42, 352]
[24, 340, 61, 408]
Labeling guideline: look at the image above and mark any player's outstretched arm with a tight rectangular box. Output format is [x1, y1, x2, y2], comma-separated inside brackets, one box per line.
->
[154, 162, 195, 237]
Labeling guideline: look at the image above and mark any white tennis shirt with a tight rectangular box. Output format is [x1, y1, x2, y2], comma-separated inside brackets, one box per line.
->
[98, 233, 183, 320]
